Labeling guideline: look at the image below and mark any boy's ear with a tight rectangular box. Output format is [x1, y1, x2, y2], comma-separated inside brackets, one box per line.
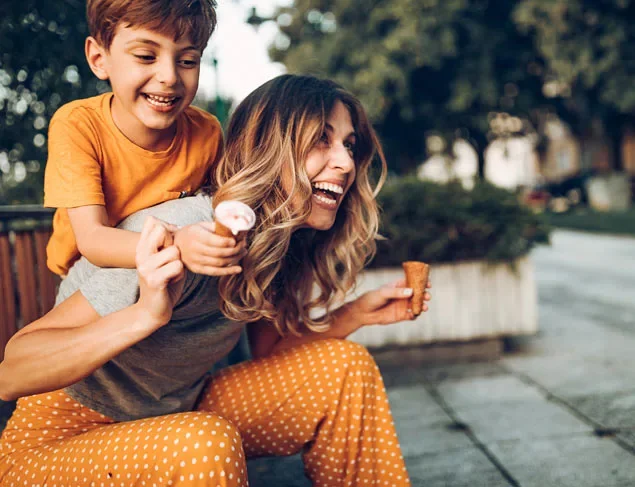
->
[85, 36, 110, 81]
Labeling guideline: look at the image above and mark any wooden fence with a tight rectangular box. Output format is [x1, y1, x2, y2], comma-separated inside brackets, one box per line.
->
[0, 206, 58, 361]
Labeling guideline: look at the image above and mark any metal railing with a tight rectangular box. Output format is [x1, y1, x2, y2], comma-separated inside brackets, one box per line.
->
[0, 206, 58, 361]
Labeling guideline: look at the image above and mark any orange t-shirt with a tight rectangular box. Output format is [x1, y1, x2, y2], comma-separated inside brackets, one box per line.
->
[44, 93, 223, 276]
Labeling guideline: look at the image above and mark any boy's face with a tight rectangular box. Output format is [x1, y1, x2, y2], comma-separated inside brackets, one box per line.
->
[87, 25, 202, 150]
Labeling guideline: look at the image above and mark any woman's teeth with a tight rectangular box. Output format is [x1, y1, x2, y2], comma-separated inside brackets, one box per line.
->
[313, 193, 337, 206]
[312, 182, 344, 194]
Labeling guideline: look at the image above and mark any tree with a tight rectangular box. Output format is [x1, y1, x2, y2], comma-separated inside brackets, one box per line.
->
[514, 0, 635, 170]
[0, 0, 107, 204]
[270, 0, 549, 175]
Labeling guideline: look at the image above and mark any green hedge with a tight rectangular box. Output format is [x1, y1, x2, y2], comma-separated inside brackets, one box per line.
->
[370, 177, 551, 268]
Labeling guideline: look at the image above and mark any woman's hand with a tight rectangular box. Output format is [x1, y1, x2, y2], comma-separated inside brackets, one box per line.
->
[349, 278, 432, 330]
[135, 217, 186, 328]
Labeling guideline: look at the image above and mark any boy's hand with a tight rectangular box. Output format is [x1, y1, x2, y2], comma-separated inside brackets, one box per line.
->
[174, 222, 247, 276]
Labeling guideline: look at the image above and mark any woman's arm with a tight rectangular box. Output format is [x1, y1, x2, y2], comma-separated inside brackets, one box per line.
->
[248, 279, 431, 359]
[0, 217, 184, 401]
[0, 292, 160, 401]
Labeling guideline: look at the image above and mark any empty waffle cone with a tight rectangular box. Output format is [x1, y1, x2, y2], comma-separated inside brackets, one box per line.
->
[402, 261, 430, 316]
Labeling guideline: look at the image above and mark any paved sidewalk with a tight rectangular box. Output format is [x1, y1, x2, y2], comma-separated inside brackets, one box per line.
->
[249, 230, 635, 486]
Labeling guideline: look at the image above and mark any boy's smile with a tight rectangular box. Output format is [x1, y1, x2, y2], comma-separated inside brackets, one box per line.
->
[86, 26, 201, 151]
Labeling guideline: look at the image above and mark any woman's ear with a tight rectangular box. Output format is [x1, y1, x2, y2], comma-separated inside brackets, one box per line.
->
[85, 36, 110, 81]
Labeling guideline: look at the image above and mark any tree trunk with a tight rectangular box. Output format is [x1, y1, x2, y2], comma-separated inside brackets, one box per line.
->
[468, 132, 488, 179]
[609, 126, 624, 172]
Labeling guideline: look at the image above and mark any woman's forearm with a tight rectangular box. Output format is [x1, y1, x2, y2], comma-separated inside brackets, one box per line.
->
[0, 304, 156, 401]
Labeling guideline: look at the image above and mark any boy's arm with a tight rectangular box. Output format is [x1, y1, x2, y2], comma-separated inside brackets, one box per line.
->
[68, 205, 140, 268]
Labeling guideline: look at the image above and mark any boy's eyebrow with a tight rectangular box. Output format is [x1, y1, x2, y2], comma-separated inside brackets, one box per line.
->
[125, 38, 199, 52]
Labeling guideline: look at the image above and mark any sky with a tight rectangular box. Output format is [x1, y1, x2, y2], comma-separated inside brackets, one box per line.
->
[197, 0, 292, 104]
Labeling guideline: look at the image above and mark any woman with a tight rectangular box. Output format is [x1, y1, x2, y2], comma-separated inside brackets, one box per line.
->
[0, 74, 431, 486]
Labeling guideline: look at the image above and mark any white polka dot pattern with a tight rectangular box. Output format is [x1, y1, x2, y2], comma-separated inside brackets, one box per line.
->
[198, 339, 411, 486]
[0, 339, 410, 486]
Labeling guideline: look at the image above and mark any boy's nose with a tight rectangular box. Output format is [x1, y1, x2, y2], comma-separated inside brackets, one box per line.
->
[156, 60, 178, 86]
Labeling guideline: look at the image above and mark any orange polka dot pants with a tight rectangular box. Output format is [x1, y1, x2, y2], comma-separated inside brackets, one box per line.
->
[0, 339, 410, 486]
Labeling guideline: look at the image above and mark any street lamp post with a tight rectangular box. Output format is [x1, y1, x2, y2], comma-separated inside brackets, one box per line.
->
[246, 6, 274, 28]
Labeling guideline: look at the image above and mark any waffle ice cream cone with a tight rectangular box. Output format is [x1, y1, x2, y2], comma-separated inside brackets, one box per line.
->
[214, 221, 238, 239]
[402, 261, 430, 316]
[213, 201, 256, 242]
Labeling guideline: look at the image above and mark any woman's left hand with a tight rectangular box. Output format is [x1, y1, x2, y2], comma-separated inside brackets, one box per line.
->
[350, 278, 431, 329]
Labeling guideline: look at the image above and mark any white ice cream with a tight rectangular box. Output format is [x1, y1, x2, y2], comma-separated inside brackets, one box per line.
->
[214, 201, 256, 235]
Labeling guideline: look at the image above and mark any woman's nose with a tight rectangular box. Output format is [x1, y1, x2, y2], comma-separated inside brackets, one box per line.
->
[330, 144, 354, 171]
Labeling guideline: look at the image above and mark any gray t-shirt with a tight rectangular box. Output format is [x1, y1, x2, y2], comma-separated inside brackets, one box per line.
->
[56, 193, 245, 421]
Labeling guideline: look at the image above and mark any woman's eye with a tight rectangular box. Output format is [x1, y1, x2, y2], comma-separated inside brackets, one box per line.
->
[345, 141, 356, 155]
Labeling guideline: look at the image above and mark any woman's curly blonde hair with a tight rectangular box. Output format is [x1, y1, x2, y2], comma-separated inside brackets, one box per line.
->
[208, 74, 387, 336]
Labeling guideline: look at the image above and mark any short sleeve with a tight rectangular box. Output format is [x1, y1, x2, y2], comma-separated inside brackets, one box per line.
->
[44, 110, 106, 209]
[80, 267, 140, 317]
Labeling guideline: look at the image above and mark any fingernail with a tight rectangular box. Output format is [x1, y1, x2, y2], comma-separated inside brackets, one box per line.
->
[403, 288, 413, 296]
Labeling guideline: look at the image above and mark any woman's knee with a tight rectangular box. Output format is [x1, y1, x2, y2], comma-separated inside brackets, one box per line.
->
[319, 338, 377, 366]
[152, 412, 245, 469]
[171, 412, 242, 449]
[307, 339, 381, 384]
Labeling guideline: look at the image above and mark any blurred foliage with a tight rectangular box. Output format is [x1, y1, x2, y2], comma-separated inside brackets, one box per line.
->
[270, 0, 549, 174]
[0, 0, 108, 204]
[3, 1, 635, 203]
[270, 0, 635, 175]
[514, 0, 635, 113]
[513, 0, 635, 169]
[370, 177, 551, 266]
[192, 95, 233, 129]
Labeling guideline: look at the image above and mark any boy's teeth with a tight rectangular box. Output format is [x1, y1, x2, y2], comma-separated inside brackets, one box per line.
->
[145, 94, 177, 106]
[312, 182, 344, 194]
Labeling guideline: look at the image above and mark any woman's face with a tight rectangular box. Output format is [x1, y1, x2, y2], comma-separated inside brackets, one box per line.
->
[300, 100, 357, 231]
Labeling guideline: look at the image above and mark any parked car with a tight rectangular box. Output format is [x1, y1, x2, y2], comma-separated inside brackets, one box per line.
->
[525, 170, 596, 212]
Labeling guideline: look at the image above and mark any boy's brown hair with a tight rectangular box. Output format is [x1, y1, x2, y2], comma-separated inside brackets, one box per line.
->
[87, 0, 217, 51]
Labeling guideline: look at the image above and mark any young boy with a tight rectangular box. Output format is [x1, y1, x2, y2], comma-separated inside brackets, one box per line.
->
[44, 0, 244, 277]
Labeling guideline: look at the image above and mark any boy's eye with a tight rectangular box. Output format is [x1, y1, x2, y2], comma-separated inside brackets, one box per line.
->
[178, 59, 199, 68]
[133, 54, 155, 62]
